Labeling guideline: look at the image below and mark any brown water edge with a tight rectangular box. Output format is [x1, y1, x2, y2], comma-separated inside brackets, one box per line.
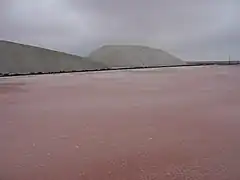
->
[0, 66, 240, 180]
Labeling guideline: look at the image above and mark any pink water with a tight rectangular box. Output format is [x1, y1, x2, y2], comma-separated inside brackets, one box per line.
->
[1, 66, 240, 180]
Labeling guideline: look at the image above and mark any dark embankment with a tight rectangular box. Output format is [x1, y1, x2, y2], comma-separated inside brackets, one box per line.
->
[187, 60, 240, 66]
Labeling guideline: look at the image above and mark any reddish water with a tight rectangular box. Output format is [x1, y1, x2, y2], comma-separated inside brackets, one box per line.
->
[0, 66, 240, 180]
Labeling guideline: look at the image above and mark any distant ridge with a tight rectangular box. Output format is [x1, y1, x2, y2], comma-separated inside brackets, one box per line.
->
[0, 40, 106, 74]
[89, 45, 185, 68]
[0, 41, 187, 75]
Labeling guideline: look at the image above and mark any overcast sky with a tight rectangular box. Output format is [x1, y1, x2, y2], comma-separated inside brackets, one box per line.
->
[0, 0, 239, 60]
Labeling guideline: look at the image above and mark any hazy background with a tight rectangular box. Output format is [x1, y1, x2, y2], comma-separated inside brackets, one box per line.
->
[0, 0, 239, 60]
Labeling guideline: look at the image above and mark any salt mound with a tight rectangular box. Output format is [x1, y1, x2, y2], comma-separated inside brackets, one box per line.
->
[89, 45, 185, 68]
[0, 40, 105, 74]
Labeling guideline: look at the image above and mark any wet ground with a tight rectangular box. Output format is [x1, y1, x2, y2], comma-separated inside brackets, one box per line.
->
[0, 66, 240, 180]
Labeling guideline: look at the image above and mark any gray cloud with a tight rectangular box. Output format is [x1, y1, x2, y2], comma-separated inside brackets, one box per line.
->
[0, 0, 239, 60]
